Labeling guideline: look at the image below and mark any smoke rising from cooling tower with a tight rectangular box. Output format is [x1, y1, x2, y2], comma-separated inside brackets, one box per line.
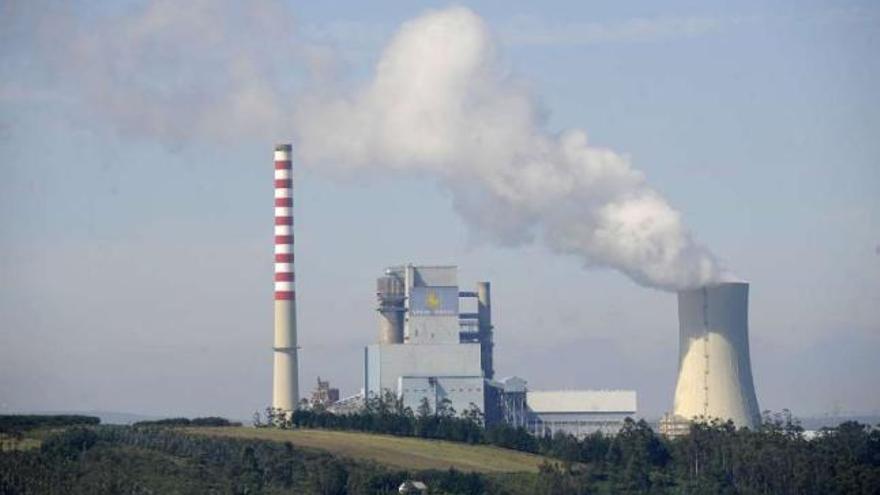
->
[293, 7, 728, 290]
[32, 2, 732, 290]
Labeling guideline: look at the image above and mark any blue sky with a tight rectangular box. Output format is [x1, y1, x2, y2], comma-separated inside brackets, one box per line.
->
[1, 0, 878, 420]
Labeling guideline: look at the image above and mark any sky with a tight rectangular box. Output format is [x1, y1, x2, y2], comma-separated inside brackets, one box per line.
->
[1, 0, 878, 421]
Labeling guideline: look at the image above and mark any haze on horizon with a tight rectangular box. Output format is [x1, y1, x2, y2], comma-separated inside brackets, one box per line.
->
[1, 0, 878, 421]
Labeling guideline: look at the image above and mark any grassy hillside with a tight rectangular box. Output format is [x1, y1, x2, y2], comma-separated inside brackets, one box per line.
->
[188, 427, 551, 473]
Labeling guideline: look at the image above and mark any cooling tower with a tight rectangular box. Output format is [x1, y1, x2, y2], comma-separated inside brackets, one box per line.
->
[272, 144, 299, 412]
[673, 282, 760, 429]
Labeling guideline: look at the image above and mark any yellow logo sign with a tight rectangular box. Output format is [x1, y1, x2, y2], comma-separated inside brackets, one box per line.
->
[425, 290, 441, 310]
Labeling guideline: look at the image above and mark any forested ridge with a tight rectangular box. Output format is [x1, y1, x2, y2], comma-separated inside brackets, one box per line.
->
[1, 410, 878, 494]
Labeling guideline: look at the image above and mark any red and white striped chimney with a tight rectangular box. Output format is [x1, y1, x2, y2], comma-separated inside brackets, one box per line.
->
[272, 143, 299, 412]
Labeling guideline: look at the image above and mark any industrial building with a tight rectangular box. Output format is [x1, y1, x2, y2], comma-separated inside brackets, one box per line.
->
[365, 265, 494, 418]
[363, 263, 638, 434]
[309, 377, 340, 409]
[665, 282, 761, 432]
[526, 390, 638, 437]
[489, 377, 636, 438]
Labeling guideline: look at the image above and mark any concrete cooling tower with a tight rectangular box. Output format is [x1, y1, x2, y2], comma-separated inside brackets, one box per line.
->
[673, 282, 761, 429]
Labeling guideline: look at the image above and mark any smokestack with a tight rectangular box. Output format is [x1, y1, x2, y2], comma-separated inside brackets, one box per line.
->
[477, 281, 494, 380]
[673, 282, 760, 428]
[272, 143, 299, 412]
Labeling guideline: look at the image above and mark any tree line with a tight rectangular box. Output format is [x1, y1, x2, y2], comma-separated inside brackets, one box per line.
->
[132, 416, 242, 428]
[0, 414, 100, 434]
[258, 392, 487, 445]
[256, 395, 880, 494]
[1, 408, 878, 494]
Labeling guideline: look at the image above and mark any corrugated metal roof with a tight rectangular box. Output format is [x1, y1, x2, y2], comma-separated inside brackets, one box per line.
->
[527, 390, 637, 413]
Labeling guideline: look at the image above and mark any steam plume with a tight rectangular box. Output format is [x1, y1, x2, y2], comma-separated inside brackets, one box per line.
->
[18, 2, 728, 290]
[293, 7, 725, 290]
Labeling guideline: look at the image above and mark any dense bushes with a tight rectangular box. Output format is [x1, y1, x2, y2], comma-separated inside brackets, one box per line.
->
[282, 407, 488, 445]
[666, 414, 880, 495]
[1, 425, 398, 494]
[0, 414, 99, 433]
[132, 416, 242, 428]
[2, 411, 878, 494]
[528, 414, 880, 495]
[39, 427, 99, 460]
[262, 396, 585, 459]
[0, 425, 504, 494]
[259, 392, 512, 449]
[485, 423, 539, 453]
[262, 400, 880, 495]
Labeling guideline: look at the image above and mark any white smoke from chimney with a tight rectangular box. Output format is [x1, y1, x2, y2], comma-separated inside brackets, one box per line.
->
[20, 2, 729, 290]
[293, 7, 726, 290]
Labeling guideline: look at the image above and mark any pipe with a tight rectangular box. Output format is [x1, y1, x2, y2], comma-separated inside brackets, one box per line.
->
[477, 282, 494, 379]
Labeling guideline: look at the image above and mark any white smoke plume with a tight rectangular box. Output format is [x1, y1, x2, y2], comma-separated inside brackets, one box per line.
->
[10, 2, 729, 290]
[4, 0, 303, 143]
[293, 7, 726, 290]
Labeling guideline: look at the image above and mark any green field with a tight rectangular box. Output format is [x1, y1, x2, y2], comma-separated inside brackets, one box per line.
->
[188, 427, 552, 473]
[0, 434, 41, 451]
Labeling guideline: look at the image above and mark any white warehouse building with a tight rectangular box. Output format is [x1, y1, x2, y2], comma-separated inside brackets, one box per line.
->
[526, 390, 638, 438]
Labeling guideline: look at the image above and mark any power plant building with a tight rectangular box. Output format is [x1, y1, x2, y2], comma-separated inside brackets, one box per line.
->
[365, 265, 494, 417]
[364, 264, 637, 433]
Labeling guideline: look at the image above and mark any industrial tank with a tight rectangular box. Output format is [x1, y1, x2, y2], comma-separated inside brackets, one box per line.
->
[377, 273, 405, 344]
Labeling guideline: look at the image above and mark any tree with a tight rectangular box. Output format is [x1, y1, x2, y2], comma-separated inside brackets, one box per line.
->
[416, 397, 432, 419]
[436, 398, 455, 418]
[237, 446, 264, 494]
[608, 418, 670, 493]
[462, 403, 484, 426]
[308, 457, 348, 495]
